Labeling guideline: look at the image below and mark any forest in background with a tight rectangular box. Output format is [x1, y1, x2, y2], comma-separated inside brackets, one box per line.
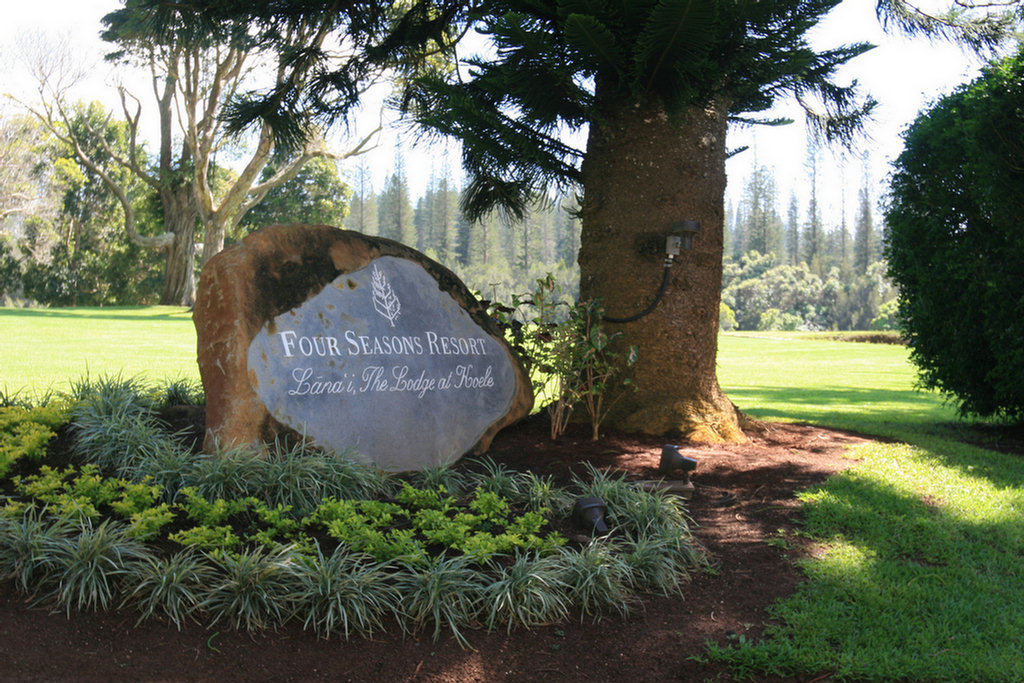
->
[0, 109, 894, 331]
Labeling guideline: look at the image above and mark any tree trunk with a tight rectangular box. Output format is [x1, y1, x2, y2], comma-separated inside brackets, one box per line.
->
[578, 90, 746, 443]
[159, 185, 198, 307]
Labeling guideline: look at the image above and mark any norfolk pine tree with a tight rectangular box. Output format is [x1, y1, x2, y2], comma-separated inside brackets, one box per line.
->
[145, 0, 1014, 441]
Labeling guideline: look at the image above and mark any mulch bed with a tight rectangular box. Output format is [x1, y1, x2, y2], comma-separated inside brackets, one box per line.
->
[0, 415, 873, 683]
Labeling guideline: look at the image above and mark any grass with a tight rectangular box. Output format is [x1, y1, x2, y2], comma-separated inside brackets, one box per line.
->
[0, 306, 199, 400]
[713, 332, 1024, 682]
[717, 332, 957, 434]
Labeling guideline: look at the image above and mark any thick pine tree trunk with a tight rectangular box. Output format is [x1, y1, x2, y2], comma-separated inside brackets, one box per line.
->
[578, 90, 745, 443]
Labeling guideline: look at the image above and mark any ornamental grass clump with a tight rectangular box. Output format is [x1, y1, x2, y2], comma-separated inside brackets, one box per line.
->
[0, 509, 74, 594]
[483, 552, 570, 632]
[198, 546, 299, 632]
[181, 449, 263, 502]
[623, 524, 701, 595]
[393, 553, 489, 647]
[558, 539, 635, 621]
[408, 464, 470, 497]
[71, 400, 182, 479]
[575, 464, 690, 535]
[288, 545, 401, 639]
[121, 549, 212, 628]
[46, 519, 147, 616]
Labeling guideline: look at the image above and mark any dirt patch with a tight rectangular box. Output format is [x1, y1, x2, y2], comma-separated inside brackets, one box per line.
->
[0, 416, 872, 683]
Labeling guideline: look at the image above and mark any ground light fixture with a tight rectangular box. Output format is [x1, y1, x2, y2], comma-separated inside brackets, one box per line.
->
[659, 444, 697, 479]
[572, 496, 609, 533]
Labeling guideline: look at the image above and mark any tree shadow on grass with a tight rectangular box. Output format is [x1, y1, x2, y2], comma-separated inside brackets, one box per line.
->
[720, 466, 1024, 682]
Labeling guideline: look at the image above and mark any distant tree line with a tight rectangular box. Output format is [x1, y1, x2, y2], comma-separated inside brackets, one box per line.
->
[343, 156, 582, 308]
[721, 154, 896, 331]
[2, 110, 892, 332]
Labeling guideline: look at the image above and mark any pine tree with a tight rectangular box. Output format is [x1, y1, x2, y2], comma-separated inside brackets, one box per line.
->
[803, 146, 824, 275]
[853, 181, 877, 274]
[377, 151, 414, 245]
[785, 192, 800, 265]
[434, 165, 460, 264]
[739, 165, 784, 257]
[552, 195, 581, 267]
[832, 180, 851, 278]
[347, 158, 378, 236]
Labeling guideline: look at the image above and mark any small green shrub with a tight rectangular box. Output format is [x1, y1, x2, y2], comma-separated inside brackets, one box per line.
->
[0, 403, 68, 478]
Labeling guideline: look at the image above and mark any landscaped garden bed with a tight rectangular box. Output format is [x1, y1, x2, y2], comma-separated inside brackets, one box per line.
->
[0, 377, 708, 648]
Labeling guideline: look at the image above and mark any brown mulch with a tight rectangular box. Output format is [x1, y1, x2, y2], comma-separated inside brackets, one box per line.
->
[0, 415, 874, 683]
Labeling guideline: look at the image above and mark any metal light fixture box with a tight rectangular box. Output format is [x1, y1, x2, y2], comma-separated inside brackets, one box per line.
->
[669, 219, 701, 253]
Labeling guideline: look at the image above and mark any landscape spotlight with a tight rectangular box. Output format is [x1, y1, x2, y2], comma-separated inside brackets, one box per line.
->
[659, 444, 697, 478]
[572, 496, 609, 534]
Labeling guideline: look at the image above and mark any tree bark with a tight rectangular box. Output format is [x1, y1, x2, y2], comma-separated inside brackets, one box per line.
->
[159, 184, 198, 306]
[578, 89, 745, 443]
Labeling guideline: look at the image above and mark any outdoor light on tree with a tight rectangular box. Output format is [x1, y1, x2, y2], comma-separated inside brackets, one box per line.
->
[603, 219, 701, 323]
[667, 219, 701, 257]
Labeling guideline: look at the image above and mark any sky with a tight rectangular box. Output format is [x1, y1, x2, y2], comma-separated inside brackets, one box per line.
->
[0, 0, 993, 228]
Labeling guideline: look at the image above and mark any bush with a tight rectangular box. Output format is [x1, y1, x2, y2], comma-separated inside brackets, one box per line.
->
[885, 47, 1024, 419]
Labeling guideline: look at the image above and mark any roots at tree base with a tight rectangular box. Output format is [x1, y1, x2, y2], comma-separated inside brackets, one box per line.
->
[612, 393, 750, 444]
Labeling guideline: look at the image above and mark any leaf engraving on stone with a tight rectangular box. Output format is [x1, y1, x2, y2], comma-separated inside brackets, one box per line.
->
[371, 263, 401, 327]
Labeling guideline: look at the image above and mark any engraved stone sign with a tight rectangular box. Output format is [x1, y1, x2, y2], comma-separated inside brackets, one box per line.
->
[247, 257, 518, 471]
[194, 225, 532, 471]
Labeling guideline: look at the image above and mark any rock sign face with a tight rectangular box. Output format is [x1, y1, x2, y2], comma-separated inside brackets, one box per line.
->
[194, 225, 533, 472]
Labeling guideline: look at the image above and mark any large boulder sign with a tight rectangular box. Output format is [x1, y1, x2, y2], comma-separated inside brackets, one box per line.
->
[194, 225, 532, 471]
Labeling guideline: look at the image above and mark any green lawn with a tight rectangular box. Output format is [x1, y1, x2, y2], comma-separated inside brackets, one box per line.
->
[714, 332, 1024, 682]
[718, 332, 958, 433]
[0, 306, 199, 399]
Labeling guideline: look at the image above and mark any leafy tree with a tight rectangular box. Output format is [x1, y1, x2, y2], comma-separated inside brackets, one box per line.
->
[723, 257, 826, 331]
[886, 45, 1024, 419]
[239, 157, 352, 234]
[0, 114, 56, 223]
[19, 7, 381, 306]
[0, 233, 23, 300]
[7, 103, 163, 306]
